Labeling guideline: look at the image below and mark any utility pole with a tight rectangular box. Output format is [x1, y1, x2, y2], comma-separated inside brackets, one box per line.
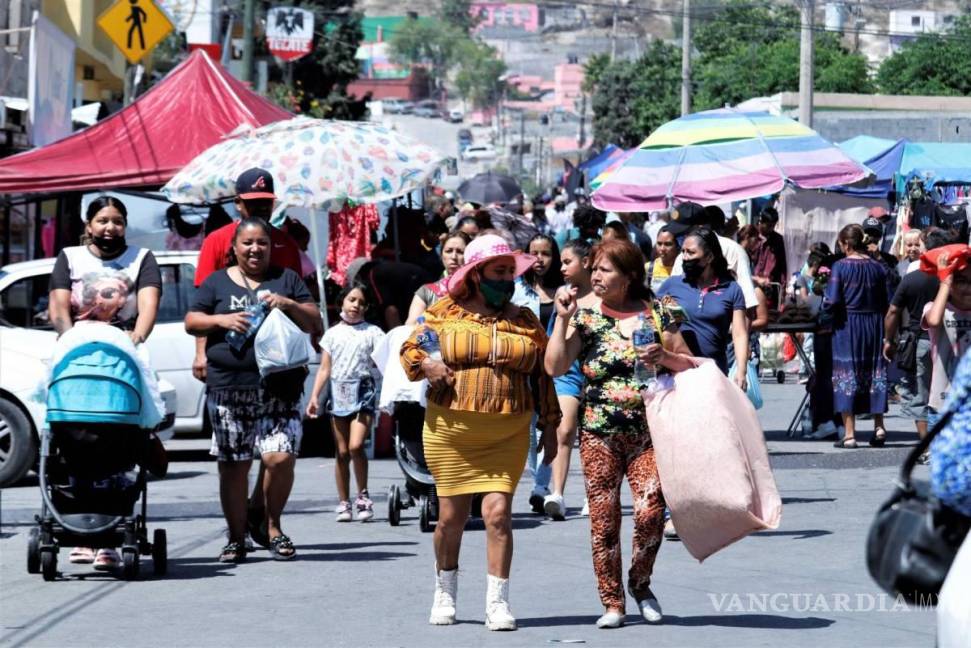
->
[578, 93, 587, 149]
[610, 0, 618, 61]
[681, 0, 692, 116]
[241, 0, 255, 83]
[518, 110, 525, 177]
[798, 0, 815, 127]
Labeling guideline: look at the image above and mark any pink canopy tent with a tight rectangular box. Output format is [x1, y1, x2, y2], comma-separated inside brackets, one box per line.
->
[0, 50, 290, 195]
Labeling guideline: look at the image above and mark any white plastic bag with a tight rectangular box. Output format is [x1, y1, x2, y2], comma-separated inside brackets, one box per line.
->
[254, 308, 312, 377]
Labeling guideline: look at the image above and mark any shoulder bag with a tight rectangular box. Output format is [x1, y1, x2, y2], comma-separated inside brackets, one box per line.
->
[866, 410, 970, 604]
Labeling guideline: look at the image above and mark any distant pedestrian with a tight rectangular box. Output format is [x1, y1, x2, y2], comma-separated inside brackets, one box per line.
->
[824, 224, 890, 449]
[647, 225, 680, 294]
[406, 231, 470, 324]
[401, 234, 560, 631]
[307, 283, 384, 522]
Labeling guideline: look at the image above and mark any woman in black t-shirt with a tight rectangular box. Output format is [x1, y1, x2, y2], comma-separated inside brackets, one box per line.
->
[48, 195, 163, 571]
[185, 217, 318, 563]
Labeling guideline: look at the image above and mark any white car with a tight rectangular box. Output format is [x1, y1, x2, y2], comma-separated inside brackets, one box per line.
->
[447, 109, 464, 123]
[0, 251, 320, 486]
[462, 144, 497, 161]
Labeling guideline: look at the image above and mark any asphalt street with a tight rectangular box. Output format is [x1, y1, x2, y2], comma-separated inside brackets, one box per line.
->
[0, 379, 938, 647]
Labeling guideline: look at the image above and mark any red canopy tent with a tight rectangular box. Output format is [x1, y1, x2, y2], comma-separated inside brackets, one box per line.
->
[0, 50, 290, 195]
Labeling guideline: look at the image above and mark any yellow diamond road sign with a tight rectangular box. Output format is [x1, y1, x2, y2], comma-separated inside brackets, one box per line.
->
[97, 0, 174, 64]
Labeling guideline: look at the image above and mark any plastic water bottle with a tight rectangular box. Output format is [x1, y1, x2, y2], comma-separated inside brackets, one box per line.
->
[226, 301, 269, 351]
[416, 316, 442, 361]
[632, 313, 657, 388]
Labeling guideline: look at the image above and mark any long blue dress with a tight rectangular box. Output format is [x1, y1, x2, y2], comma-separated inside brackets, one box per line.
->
[823, 256, 889, 415]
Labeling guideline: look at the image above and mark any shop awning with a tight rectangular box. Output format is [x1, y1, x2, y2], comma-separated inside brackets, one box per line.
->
[0, 50, 290, 195]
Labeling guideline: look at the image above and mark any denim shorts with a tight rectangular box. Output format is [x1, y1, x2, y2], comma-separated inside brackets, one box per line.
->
[329, 375, 376, 418]
[554, 363, 584, 398]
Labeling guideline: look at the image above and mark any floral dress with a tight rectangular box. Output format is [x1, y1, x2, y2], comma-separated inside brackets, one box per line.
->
[571, 302, 679, 436]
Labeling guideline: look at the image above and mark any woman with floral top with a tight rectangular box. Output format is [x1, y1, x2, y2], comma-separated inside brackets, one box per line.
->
[546, 238, 695, 629]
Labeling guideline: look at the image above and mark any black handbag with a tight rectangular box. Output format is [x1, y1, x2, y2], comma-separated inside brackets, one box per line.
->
[866, 411, 970, 604]
[894, 330, 919, 373]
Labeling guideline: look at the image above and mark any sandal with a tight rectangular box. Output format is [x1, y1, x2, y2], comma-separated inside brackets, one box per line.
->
[869, 428, 887, 448]
[269, 534, 296, 561]
[218, 542, 247, 564]
[833, 438, 858, 449]
[69, 547, 96, 564]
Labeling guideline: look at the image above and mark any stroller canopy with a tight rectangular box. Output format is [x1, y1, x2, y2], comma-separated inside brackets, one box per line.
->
[47, 342, 144, 426]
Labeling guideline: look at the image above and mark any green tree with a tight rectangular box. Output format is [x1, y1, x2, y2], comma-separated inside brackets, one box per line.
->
[389, 17, 462, 98]
[582, 52, 611, 94]
[454, 40, 506, 108]
[439, 0, 479, 34]
[288, 0, 368, 119]
[693, 1, 872, 109]
[877, 16, 971, 95]
[589, 41, 682, 147]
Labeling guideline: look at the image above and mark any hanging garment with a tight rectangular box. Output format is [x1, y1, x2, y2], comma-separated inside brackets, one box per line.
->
[328, 203, 380, 286]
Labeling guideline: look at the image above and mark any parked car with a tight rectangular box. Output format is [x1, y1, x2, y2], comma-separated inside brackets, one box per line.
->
[382, 98, 408, 114]
[399, 101, 415, 115]
[413, 100, 442, 118]
[0, 251, 319, 486]
[447, 109, 464, 123]
[462, 144, 497, 161]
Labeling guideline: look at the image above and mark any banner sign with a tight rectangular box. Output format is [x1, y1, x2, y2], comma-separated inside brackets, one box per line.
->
[266, 7, 314, 62]
[28, 12, 75, 147]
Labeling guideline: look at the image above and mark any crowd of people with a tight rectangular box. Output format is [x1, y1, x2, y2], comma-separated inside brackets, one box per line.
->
[54, 166, 970, 631]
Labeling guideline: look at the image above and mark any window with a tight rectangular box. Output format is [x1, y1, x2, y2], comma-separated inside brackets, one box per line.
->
[944, 14, 955, 24]
[911, 15, 921, 27]
[156, 263, 196, 324]
[0, 273, 53, 329]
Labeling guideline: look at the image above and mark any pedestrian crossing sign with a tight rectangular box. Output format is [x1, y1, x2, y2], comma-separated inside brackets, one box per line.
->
[97, 0, 174, 64]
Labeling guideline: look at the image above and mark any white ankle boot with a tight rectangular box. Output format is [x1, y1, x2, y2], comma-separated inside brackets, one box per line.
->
[429, 567, 458, 625]
[485, 574, 517, 631]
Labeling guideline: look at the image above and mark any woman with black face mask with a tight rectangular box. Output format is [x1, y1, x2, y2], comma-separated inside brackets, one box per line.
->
[656, 227, 749, 390]
[401, 234, 561, 631]
[49, 195, 161, 344]
[47, 195, 162, 570]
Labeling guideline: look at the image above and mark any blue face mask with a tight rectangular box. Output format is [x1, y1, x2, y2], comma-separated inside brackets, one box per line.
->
[479, 277, 515, 309]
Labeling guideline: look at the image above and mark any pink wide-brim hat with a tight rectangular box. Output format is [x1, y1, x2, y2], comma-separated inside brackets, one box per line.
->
[446, 234, 535, 297]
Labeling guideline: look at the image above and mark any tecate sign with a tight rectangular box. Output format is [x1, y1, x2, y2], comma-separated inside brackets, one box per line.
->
[266, 7, 314, 61]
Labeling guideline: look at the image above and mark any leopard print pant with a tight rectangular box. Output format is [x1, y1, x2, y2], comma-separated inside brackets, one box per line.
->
[580, 430, 666, 610]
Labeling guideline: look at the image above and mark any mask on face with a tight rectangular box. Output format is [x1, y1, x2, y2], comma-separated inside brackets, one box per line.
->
[479, 277, 515, 309]
[340, 310, 364, 324]
[92, 235, 126, 255]
[682, 258, 705, 282]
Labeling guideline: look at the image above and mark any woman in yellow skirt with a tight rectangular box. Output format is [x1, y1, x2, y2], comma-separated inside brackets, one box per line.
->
[401, 234, 561, 631]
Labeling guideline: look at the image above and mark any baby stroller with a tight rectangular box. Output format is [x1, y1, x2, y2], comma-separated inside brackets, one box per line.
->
[27, 340, 167, 581]
[386, 403, 482, 532]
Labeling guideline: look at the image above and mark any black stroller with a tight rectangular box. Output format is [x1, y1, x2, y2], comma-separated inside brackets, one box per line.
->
[386, 403, 481, 532]
[27, 340, 167, 581]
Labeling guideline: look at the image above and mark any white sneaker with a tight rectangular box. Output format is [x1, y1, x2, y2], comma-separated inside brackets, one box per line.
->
[543, 493, 566, 521]
[580, 497, 590, 517]
[596, 611, 625, 628]
[355, 493, 374, 522]
[429, 567, 458, 625]
[528, 486, 550, 515]
[335, 501, 352, 522]
[631, 587, 663, 624]
[485, 575, 517, 631]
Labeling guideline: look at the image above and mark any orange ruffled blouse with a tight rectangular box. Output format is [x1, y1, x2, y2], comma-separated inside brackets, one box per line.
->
[401, 296, 561, 429]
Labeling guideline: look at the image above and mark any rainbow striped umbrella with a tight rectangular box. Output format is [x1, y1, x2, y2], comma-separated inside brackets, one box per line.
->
[591, 109, 872, 211]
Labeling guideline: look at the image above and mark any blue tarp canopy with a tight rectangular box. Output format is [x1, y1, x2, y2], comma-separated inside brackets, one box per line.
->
[837, 136, 971, 195]
[578, 144, 622, 182]
[833, 136, 905, 198]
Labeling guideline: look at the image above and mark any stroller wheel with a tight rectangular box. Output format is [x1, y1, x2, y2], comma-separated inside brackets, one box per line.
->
[27, 528, 41, 574]
[776, 370, 786, 384]
[387, 485, 401, 527]
[418, 495, 434, 533]
[41, 550, 57, 581]
[122, 549, 139, 581]
[152, 529, 167, 576]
